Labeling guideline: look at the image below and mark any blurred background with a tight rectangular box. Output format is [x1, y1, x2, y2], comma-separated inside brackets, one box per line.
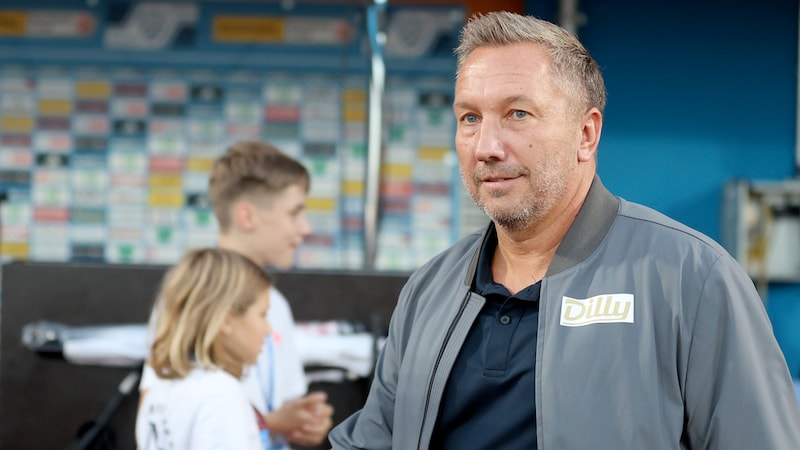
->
[0, 0, 797, 448]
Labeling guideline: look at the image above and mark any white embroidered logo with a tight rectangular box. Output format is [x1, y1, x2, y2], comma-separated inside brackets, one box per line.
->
[560, 293, 634, 327]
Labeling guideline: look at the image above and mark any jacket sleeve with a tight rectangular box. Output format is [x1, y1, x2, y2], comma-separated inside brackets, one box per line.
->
[683, 255, 800, 449]
[328, 282, 413, 450]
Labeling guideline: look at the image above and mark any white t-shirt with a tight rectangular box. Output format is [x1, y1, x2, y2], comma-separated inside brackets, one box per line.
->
[136, 368, 263, 450]
[246, 286, 308, 413]
[140, 286, 308, 413]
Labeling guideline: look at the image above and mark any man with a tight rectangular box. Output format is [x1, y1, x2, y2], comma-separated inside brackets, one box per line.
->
[141, 140, 333, 449]
[328, 11, 800, 449]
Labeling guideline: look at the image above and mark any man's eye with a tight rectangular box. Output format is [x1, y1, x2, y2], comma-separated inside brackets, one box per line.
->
[513, 110, 528, 119]
[461, 114, 478, 124]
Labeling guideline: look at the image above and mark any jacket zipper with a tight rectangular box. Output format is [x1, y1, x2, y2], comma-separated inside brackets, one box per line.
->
[415, 289, 472, 449]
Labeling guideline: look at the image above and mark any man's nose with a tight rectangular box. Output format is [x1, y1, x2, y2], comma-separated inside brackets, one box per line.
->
[473, 120, 506, 161]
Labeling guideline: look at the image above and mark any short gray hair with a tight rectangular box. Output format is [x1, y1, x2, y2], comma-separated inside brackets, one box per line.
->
[455, 11, 606, 115]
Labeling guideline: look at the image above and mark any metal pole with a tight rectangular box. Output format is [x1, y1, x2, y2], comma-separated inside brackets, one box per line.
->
[796, 3, 800, 175]
[364, 0, 386, 270]
[558, 0, 579, 35]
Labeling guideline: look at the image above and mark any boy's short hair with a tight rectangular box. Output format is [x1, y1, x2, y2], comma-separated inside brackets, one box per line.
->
[208, 141, 310, 230]
[149, 247, 273, 379]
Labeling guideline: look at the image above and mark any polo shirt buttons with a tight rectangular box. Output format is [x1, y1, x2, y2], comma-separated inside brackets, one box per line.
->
[500, 315, 511, 325]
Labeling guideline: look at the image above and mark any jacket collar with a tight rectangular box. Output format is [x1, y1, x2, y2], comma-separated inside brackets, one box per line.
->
[464, 175, 619, 286]
[547, 175, 619, 276]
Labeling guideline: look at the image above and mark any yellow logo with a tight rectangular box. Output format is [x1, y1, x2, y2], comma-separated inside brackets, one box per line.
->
[560, 294, 634, 327]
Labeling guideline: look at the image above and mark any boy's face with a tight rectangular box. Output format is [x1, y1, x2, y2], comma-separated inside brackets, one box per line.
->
[249, 183, 312, 269]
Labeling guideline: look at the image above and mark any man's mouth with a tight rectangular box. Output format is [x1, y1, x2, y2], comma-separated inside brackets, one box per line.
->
[480, 172, 521, 185]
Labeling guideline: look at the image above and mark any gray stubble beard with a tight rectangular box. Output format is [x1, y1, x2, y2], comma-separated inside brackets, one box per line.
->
[460, 167, 568, 233]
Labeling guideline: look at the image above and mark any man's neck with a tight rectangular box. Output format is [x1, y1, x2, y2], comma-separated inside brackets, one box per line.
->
[491, 174, 593, 294]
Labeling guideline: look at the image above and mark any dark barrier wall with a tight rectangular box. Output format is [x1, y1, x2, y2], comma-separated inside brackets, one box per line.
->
[0, 260, 408, 450]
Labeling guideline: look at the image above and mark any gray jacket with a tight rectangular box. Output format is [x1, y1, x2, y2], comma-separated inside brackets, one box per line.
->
[329, 177, 800, 449]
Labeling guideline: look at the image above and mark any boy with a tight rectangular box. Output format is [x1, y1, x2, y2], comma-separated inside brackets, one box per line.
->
[142, 140, 333, 449]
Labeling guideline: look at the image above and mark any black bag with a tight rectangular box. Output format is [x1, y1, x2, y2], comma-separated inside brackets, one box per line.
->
[65, 369, 140, 450]
[72, 421, 117, 450]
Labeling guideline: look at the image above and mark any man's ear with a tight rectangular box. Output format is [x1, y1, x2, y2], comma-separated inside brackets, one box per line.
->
[232, 201, 255, 231]
[578, 107, 603, 162]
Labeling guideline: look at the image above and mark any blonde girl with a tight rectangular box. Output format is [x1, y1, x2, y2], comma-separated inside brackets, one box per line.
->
[136, 248, 273, 450]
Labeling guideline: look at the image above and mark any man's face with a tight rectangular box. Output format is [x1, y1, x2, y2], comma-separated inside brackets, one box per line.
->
[453, 42, 586, 232]
[250, 183, 312, 269]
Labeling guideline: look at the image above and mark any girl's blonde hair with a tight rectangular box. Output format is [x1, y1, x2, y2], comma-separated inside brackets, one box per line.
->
[149, 247, 273, 379]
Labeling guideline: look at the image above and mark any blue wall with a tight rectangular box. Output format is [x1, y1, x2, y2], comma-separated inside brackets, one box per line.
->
[527, 0, 800, 377]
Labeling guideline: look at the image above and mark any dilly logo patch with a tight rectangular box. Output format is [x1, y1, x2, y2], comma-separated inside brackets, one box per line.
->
[560, 293, 634, 327]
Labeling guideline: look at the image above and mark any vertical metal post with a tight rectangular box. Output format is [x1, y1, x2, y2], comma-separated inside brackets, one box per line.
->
[364, 0, 386, 270]
[558, 0, 579, 35]
[796, 3, 800, 175]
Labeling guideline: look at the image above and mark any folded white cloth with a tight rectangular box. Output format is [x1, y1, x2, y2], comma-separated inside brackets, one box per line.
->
[23, 320, 381, 379]
[62, 324, 149, 367]
[295, 332, 380, 378]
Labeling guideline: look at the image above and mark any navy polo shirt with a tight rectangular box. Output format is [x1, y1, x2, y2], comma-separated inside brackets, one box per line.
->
[430, 225, 540, 450]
